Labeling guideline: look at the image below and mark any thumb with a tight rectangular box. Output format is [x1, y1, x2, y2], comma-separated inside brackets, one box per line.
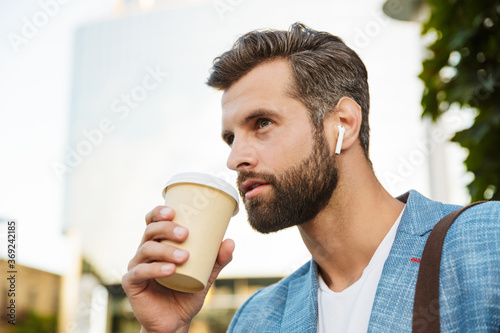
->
[206, 239, 235, 287]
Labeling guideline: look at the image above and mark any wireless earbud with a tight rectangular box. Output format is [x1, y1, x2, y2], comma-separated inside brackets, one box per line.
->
[335, 125, 345, 155]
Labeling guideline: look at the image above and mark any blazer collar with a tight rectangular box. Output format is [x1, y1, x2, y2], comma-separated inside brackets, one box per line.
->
[277, 190, 459, 332]
[367, 190, 460, 331]
[396, 189, 459, 236]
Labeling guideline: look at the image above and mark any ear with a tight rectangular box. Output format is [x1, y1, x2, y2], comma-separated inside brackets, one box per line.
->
[323, 97, 362, 154]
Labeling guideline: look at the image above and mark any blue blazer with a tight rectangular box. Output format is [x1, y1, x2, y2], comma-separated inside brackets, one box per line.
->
[227, 190, 500, 332]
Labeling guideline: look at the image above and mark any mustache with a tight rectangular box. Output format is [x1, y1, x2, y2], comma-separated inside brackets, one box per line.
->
[237, 171, 276, 183]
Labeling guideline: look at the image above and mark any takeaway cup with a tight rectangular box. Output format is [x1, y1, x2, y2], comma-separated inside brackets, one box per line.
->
[155, 172, 239, 293]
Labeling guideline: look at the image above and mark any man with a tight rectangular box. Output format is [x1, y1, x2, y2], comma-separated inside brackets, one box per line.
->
[122, 23, 500, 332]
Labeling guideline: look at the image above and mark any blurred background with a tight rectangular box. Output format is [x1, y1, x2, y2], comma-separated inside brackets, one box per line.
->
[1, 0, 498, 332]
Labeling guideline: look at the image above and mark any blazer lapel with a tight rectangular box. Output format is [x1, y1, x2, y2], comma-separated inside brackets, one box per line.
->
[368, 190, 459, 332]
[280, 260, 319, 333]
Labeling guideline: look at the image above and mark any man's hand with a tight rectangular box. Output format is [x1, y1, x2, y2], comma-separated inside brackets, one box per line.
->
[122, 206, 235, 333]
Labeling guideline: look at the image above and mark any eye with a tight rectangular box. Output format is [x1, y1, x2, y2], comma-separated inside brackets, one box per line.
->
[225, 134, 234, 146]
[222, 131, 234, 147]
[257, 118, 272, 128]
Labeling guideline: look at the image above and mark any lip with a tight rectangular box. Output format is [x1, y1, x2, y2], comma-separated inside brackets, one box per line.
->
[240, 179, 271, 199]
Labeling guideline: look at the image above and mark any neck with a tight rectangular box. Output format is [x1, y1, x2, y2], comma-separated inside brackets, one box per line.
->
[297, 156, 404, 292]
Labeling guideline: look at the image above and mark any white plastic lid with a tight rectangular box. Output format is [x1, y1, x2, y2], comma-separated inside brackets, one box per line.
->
[163, 172, 239, 216]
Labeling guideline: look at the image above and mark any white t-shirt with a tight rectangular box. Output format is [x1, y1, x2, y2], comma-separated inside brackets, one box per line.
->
[317, 207, 405, 332]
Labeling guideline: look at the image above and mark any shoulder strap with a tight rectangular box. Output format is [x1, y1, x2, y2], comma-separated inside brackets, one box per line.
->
[412, 201, 485, 333]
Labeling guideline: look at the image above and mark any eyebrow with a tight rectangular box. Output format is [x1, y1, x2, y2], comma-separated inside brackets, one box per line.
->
[221, 108, 281, 145]
[240, 108, 280, 125]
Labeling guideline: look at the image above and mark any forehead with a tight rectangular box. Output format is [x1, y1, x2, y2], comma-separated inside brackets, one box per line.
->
[221, 59, 294, 126]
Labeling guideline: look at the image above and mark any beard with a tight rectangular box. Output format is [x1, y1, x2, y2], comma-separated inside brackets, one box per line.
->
[237, 130, 339, 234]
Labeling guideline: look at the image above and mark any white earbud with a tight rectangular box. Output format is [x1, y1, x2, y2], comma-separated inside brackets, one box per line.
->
[335, 125, 345, 155]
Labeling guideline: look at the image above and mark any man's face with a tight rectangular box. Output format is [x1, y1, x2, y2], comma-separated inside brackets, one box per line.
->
[221, 60, 338, 233]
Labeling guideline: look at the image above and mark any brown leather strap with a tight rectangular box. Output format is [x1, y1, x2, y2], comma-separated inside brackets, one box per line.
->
[412, 202, 484, 333]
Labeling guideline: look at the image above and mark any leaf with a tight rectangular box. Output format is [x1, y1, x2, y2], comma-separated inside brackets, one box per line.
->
[419, 0, 500, 202]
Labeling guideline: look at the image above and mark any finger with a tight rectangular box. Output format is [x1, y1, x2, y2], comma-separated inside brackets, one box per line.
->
[122, 262, 176, 295]
[145, 206, 175, 225]
[128, 240, 189, 271]
[206, 239, 235, 288]
[216, 238, 235, 268]
[140, 221, 189, 245]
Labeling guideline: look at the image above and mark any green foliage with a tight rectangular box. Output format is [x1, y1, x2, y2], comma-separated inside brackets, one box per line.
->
[420, 0, 500, 201]
[11, 310, 57, 333]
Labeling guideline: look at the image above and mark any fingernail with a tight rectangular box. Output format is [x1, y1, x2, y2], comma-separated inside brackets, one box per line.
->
[161, 264, 174, 274]
[160, 207, 171, 216]
[174, 226, 187, 238]
[174, 249, 188, 260]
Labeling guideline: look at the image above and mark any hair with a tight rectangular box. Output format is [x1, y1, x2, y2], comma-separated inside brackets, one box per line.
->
[206, 22, 371, 158]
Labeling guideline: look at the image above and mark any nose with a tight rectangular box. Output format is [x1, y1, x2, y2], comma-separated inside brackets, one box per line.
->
[226, 137, 257, 171]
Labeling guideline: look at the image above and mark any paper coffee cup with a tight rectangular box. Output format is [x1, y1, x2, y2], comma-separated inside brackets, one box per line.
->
[155, 172, 239, 293]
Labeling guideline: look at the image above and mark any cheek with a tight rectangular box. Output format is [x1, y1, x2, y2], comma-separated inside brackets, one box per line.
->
[264, 130, 314, 170]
